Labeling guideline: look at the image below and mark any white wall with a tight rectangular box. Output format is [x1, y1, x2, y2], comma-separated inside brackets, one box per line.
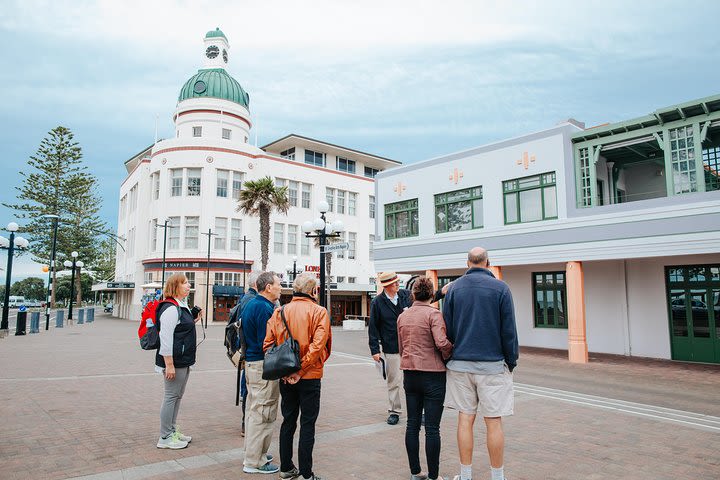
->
[584, 260, 627, 355]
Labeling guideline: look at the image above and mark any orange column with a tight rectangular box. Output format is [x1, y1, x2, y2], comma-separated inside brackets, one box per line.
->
[425, 269, 439, 308]
[566, 261, 588, 363]
[488, 265, 502, 280]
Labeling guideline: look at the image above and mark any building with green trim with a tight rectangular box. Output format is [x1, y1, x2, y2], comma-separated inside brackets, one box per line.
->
[374, 97, 720, 364]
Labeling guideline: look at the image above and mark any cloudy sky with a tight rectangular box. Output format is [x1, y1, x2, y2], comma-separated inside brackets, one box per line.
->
[2, 0, 719, 276]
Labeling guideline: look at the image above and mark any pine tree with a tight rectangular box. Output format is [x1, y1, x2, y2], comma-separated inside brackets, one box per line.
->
[91, 237, 117, 282]
[3, 126, 107, 307]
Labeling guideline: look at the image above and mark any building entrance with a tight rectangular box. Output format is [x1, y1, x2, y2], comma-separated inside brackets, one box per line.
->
[666, 265, 720, 363]
[214, 296, 236, 323]
[329, 295, 362, 326]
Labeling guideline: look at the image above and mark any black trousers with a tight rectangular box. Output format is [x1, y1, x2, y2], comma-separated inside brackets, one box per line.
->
[279, 378, 322, 479]
[404, 370, 446, 480]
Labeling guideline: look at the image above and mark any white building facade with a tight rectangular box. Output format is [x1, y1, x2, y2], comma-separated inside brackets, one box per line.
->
[374, 97, 720, 364]
[114, 28, 398, 323]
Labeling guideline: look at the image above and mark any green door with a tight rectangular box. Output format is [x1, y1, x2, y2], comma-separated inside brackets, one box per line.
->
[666, 265, 720, 363]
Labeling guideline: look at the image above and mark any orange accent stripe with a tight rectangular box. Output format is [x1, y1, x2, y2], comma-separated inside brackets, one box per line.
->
[175, 109, 252, 129]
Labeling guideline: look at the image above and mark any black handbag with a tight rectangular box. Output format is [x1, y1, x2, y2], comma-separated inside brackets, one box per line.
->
[262, 307, 301, 380]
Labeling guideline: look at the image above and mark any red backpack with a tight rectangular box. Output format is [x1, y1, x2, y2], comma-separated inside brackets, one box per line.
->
[138, 298, 179, 350]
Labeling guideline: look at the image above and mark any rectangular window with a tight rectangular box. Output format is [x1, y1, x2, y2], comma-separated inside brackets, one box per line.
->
[288, 181, 298, 207]
[187, 168, 201, 196]
[214, 272, 224, 285]
[151, 218, 158, 251]
[670, 125, 697, 194]
[301, 183, 312, 208]
[337, 157, 356, 174]
[337, 232, 346, 259]
[337, 190, 346, 214]
[232, 171, 244, 200]
[230, 219, 242, 251]
[216, 170, 228, 197]
[364, 166, 380, 178]
[127, 228, 135, 256]
[326, 187, 335, 212]
[305, 149, 325, 167]
[184, 216, 199, 249]
[369, 195, 375, 219]
[193, 126, 202, 137]
[129, 184, 138, 212]
[348, 192, 357, 216]
[119, 195, 127, 219]
[185, 272, 195, 289]
[214, 217, 227, 250]
[337, 276, 345, 283]
[348, 277, 356, 284]
[168, 216, 181, 249]
[369, 234, 375, 261]
[348, 232, 357, 259]
[274, 223, 284, 254]
[578, 147, 592, 207]
[533, 272, 567, 328]
[503, 172, 557, 224]
[301, 234, 310, 256]
[287, 224, 298, 255]
[222, 128, 231, 140]
[280, 147, 295, 160]
[384, 199, 419, 239]
[153, 173, 160, 200]
[435, 186, 483, 233]
[703, 146, 720, 191]
[170, 169, 183, 197]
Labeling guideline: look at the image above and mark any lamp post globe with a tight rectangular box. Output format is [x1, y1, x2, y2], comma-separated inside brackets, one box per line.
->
[7, 222, 18, 232]
[71, 251, 78, 258]
[317, 200, 329, 214]
[63, 260, 72, 268]
[0, 236, 8, 248]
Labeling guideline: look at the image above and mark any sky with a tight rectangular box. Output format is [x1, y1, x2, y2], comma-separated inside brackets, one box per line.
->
[2, 0, 720, 277]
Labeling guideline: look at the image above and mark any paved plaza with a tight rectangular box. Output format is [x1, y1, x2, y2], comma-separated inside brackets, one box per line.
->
[0, 312, 718, 480]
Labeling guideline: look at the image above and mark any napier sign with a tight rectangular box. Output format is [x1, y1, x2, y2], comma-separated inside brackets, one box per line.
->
[321, 242, 350, 253]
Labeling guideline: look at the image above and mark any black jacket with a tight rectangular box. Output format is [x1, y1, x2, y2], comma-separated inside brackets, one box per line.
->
[155, 302, 197, 369]
[368, 289, 413, 355]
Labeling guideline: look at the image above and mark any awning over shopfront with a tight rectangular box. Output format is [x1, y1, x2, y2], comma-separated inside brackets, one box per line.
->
[92, 281, 136, 292]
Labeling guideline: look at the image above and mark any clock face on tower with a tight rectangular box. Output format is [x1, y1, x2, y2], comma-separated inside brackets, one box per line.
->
[206, 45, 220, 59]
[222, 49, 228, 63]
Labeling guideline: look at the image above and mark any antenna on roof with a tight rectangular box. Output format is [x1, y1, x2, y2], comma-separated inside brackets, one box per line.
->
[154, 114, 159, 145]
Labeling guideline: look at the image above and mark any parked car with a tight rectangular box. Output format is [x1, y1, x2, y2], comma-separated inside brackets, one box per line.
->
[104, 304, 113, 313]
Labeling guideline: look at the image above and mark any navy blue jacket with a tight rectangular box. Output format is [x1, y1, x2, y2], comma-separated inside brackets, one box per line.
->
[241, 295, 276, 362]
[442, 268, 518, 370]
[368, 289, 413, 355]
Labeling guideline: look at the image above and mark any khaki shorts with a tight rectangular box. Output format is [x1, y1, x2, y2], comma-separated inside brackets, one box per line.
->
[444, 367, 514, 417]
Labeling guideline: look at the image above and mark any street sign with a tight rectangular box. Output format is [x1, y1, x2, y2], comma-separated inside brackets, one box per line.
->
[106, 282, 135, 289]
[322, 242, 350, 253]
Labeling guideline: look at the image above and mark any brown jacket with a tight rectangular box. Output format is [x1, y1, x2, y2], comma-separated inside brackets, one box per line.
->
[263, 296, 332, 379]
[397, 302, 453, 372]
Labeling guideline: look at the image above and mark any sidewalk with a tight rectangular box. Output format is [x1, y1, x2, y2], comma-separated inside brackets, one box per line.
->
[0, 314, 718, 480]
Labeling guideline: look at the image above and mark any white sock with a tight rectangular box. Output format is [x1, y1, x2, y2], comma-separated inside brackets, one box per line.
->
[460, 463, 472, 480]
[490, 466, 504, 480]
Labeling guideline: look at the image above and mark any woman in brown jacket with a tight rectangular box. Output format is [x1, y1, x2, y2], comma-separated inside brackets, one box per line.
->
[263, 273, 332, 480]
[398, 276, 453, 480]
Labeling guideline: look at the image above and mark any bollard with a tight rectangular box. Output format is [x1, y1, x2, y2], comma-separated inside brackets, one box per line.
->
[87, 308, 95, 323]
[77, 309, 85, 325]
[55, 309, 64, 328]
[29, 312, 40, 334]
[15, 310, 27, 335]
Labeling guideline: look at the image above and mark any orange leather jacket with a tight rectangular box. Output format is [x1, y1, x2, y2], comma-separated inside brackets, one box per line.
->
[263, 296, 332, 379]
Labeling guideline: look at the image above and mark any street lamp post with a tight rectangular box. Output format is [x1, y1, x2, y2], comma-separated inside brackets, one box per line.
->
[285, 256, 301, 284]
[1, 222, 29, 335]
[43, 214, 60, 330]
[63, 252, 83, 322]
[301, 201, 343, 308]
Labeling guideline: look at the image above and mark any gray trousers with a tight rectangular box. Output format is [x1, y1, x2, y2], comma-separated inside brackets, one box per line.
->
[160, 367, 190, 437]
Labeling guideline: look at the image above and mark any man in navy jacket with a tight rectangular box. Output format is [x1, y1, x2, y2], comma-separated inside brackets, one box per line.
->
[442, 247, 518, 480]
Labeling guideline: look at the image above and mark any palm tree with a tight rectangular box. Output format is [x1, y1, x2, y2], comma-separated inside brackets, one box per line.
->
[237, 176, 290, 270]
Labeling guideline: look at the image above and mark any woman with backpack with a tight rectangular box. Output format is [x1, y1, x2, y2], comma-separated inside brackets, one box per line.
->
[156, 273, 202, 449]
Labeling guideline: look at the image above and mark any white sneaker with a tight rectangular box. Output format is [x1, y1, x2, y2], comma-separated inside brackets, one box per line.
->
[157, 432, 189, 449]
[173, 427, 191, 443]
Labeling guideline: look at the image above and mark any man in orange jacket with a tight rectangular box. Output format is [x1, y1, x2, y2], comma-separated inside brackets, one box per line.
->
[263, 273, 332, 480]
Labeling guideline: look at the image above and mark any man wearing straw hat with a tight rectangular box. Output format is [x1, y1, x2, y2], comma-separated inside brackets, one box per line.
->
[368, 271, 411, 425]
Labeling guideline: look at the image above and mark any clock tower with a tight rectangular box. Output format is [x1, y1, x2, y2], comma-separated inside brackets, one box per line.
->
[202, 27, 230, 69]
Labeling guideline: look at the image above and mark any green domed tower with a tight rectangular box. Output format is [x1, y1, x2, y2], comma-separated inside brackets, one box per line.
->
[177, 27, 250, 109]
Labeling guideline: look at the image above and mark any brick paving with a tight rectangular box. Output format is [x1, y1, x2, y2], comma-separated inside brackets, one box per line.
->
[0, 313, 718, 480]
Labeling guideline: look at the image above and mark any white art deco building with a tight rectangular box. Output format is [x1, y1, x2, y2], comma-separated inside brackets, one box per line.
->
[113, 28, 399, 323]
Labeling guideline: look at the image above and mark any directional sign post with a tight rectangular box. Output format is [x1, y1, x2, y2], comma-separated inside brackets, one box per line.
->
[321, 242, 350, 253]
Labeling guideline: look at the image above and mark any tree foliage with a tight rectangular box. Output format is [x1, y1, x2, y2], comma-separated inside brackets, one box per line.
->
[54, 273, 94, 303]
[10, 277, 46, 300]
[2, 126, 108, 306]
[91, 237, 117, 281]
[237, 176, 290, 270]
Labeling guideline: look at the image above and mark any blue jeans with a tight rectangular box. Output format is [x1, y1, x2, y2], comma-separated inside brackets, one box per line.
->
[404, 370, 446, 480]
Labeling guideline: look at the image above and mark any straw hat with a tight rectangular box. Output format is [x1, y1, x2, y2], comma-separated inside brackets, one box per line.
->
[378, 271, 399, 288]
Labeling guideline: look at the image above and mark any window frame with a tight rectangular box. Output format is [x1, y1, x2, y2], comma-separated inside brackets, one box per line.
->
[503, 172, 557, 225]
[187, 168, 202, 196]
[337, 157, 356, 174]
[532, 272, 568, 329]
[384, 198, 419, 240]
[434, 185, 483, 233]
[304, 149, 326, 167]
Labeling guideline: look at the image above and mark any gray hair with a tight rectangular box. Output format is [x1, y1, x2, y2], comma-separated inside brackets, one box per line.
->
[256, 271, 277, 293]
[293, 273, 318, 295]
[247, 271, 260, 289]
[467, 247, 488, 266]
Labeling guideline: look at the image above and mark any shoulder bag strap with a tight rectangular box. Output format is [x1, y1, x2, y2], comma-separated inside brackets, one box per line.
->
[279, 307, 294, 342]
